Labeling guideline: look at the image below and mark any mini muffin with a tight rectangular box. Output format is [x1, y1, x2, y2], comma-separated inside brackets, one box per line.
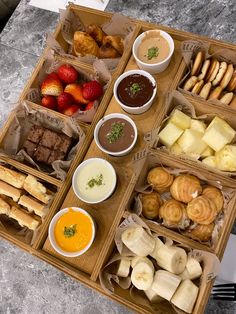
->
[147, 167, 174, 193]
[202, 186, 224, 213]
[159, 199, 189, 228]
[185, 223, 215, 242]
[141, 192, 163, 219]
[187, 195, 218, 225]
[170, 174, 202, 203]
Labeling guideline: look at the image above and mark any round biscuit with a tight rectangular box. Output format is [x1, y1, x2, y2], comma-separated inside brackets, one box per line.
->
[208, 86, 223, 100]
[192, 80, 204, 94]
[220, 92, 234, 105]
[199, 82, 211, 99]
[212, 61, 227, 86]
[220, 64, 234, 89]
[198, 59, 210, 80]
[183, 76, 198, 91]
[191, 51, 205, 76]
[226, 69, 236, 92]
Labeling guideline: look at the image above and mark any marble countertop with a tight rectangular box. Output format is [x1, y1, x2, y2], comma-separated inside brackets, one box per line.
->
[0, 0, 236, 313]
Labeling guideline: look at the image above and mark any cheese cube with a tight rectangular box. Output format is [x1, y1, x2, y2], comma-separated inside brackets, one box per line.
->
[169, 143, 183, 155]
[177, 129, 208, 155]
[158, 122, 184, 147]
[215, 145, 236, 171]
[190, 119, 206, 134]
[202, 156, 217, 168]
[202, 116, 236, 152]
[169, 109, 191, 130]
[201, 146, 214, 158]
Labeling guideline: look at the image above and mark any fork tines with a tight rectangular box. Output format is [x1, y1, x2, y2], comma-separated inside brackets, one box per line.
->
[211, 283, 236, 301]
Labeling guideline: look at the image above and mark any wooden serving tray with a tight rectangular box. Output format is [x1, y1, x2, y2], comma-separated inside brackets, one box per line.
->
[1, 4, 236, 314]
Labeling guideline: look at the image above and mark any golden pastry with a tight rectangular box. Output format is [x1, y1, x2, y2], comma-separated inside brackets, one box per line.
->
[73, 31, 99, 57]
[98, 43, 121, 58]
[202, 186, 224, 213]
[86, 24, 106, 46]
[159, 199, 187, 226]
[187, 195, 218, 225]
[185, 223, 215, 242]
[102, 35, 124, 55]
[170, 174, 202, 203]
[141, 192, 163, 219]
[147, 167, 174, 193]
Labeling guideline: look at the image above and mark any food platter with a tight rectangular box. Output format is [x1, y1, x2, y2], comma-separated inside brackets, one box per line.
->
[0, 3, 236, 314]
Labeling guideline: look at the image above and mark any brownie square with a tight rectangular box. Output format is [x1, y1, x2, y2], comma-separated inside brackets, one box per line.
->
[23, 140, 37, 157]
[33, 146, 51, 164]
[58, 134, 72, 154]
[40, 129, 59, 149]
[27, 126, 44, 143]
[48, 150, 65, 164]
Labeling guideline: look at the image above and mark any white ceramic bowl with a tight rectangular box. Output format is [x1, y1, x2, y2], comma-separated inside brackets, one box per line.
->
[72, 157, 117, 203]
[132, 30, 174, 74]
[113, 69, 157, 114]
[94, 113, 138, 156]
[49, 207, 96, 258]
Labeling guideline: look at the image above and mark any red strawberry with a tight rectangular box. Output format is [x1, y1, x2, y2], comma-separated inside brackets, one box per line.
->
[41, 95, 57, 110]
[82, 80, 103, 101]
[41, 77, 63, 96]
[46, 72, 60, 80]
[62, 105, 80, 116]
[57, 92, 75, 112]
[85, 101, 95, 111]
[64, 84, 89, 104]
[57, 64, 79, 84]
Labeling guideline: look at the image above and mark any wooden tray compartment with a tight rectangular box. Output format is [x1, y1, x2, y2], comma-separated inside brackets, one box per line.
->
[124, 150, 236, 256]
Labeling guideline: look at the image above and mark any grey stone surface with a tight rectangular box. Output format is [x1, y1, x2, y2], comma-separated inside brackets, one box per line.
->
[0, 0, 236, 314]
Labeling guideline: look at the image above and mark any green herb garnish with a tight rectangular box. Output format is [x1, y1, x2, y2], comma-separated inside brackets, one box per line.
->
[147, 47, 159, 60]
[106, 122, 124, 144]
[64, 224, 77, 238]
[130, 83, 141, 94]
[87, 174, 104, 188]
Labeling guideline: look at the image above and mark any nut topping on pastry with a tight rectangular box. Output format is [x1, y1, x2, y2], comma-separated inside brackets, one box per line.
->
[170, 174, 202, 203]
[147, 167, 174, 193]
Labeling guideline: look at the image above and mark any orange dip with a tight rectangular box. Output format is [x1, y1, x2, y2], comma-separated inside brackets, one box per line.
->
[54, 208, 93, 253]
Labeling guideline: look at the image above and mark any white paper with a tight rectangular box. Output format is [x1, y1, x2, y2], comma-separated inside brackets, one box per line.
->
[29, 0, 110, 13]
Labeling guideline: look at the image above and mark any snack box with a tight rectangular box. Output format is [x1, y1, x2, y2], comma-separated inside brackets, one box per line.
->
[1, 4, 236, 314]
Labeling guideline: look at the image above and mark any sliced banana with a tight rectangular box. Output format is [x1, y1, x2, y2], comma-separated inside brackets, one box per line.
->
[116, 257, 131, 277]
[121, 226, 155, 257]
[144, 287, 164, 303]
[171, 279, 199, 313]
[131, 258, 154, 290]
[149, 237, 164, 260]
[151, 270, 181, 301]
[154, 244, 187, 274]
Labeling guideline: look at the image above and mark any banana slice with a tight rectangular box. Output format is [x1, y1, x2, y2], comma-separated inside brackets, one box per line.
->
[149, 237, 164, 260]
[151, 270, 181, 301]
[116, 257, 131, 277]
[144, 287, 164, 303]
[131, 258, 154, 290]
[180, 257, 202, 280]
[171, 279, 199, 313]
[121, 226, 155, 257]
[155, 244, 187, 274]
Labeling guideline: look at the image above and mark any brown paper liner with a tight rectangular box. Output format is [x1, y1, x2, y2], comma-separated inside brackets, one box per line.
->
[178, 40, 236, 107]
[99, 214, 220, 314]
[0, 101, 85, 180]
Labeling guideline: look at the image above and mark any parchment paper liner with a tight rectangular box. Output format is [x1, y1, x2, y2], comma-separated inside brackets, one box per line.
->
[0, 160, 56, 245]
[46, 8, 136, 71]
[26, 51, 111, 123]
[125, 151, 235, 249]
[0, 101, 85, 181]
[99, 214, 220, 314]
[145, 90, 236, 177]
[177, 40, 236, 108]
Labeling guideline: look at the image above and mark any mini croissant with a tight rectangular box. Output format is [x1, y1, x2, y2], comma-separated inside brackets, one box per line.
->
[147, 167, 174, 193]
[102, 35, 124, 55]
[185, 223, 215, 242]
[202, 186, 223, 213]
[159, 199, 188, 227]
[86, 24, 106, 46]
[141, 192, 163, 219]
[73, 31, 99, 57]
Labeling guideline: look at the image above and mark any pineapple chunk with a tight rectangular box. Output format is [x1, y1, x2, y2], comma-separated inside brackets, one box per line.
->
[202, 116, 236, 152]
[190, 119, 206, 134]
[201, 146, 214, 158]
[202, 156, 217, 168]
[158, 122, 184, 147]
[215, 145, 236, 171]
[177, 129, 208, 155]
[169, 109, 191, 130]
[169, 143, 183, 155]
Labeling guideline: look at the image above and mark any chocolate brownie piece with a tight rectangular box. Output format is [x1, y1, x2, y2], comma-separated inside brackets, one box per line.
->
[40, 129, 59, 149]
[27, 126, 44, 144]
[48, 150, 65, 164]
[33, 146, 51, 164]
[23, 140, 37, 157]
[58, 134, 72, 154]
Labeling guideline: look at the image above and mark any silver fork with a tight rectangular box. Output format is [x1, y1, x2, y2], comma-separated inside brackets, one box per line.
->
[211, 283, 236, 301]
